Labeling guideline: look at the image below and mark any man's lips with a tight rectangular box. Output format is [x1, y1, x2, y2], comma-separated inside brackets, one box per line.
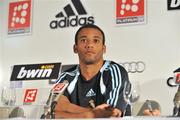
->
[85, 51, 95, 54]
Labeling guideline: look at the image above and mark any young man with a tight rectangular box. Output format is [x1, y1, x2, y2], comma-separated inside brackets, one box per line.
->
[54, 24, 130, 118]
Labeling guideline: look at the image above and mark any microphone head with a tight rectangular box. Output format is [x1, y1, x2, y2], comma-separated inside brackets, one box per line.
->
[124, 82, 131, 96]
[9, 107, 24, 118]
[174, 68, 180, 73]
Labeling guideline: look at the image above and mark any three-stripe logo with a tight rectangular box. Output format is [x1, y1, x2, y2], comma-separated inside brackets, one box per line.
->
[50, 0, 94, 29]
[56, 0, 87, 17]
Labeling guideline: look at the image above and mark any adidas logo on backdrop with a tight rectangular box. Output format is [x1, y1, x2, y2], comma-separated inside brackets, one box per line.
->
[50, 0, 95, 29]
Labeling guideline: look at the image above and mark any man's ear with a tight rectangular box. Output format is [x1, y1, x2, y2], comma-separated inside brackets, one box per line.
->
[103, 45, 106, 53]
[73, 45, 78, 53]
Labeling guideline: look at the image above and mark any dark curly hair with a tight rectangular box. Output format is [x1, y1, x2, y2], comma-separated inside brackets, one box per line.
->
[74, 24, 105, 45]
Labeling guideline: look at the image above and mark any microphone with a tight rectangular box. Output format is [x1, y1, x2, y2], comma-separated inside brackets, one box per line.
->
[173, 86, 180, 116]
[9, 107, 24, 118]
[40, 80, 69, 119]
[146, 100, 153, 112]
[52, 80, 69, 101]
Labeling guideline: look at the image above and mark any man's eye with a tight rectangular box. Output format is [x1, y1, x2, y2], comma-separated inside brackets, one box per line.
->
[94, 39, 100, 44]
[80, 39, 87, 43]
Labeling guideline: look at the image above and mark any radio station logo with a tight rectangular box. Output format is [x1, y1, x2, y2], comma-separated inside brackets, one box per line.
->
[174, 68, 180, 85]
[168, 0, 180, 10]
[53, 83, 65, 92]
[10, 62, 61, 81]
[50, 0, 95, 29]
[116, 0, 145, 25]
[8, 0, 32, 35]
[175, 73, 180, 84]
[24, 89, 38, 103]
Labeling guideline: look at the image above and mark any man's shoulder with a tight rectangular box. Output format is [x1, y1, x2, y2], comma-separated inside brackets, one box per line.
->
[60, 65, 79, 77]
[103, 60, 128, 74]
[63, 65, 78, 72]
[56, 65, 79, 83]
[106, 60, 125, 69]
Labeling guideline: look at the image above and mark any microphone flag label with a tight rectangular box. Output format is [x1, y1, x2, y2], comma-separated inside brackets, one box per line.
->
[174, 68, 180, 85]
[175, 73, 180, 84]
[52, 82, 69, 93]
[23, 89, 38, 103]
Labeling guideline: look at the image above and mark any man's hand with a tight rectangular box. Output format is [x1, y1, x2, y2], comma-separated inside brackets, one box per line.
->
[143, 109, 161, 116]
[111, 108, 122, 117]
[93, 104, 122, 117]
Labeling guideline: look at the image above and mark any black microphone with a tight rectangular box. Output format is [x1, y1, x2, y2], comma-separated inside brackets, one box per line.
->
[51, 80, 69, 112]
[173, 86, 180, 116]
[40, 93, 53, 119]
[40, 80, 69, 119]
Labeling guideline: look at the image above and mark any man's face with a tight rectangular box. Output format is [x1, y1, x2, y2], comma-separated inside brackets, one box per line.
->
[74, 28, 106, 65]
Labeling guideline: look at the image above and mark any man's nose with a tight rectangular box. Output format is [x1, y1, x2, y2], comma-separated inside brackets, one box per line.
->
[85, 40, 94, 48]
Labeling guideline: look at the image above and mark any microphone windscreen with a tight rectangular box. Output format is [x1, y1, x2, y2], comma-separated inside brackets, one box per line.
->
[9, 107, 24, 118]
[174, 68, 180, 73]
[135, 100, 160, 116]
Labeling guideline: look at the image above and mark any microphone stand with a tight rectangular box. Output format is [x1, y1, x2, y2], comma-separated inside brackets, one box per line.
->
[41, 81, 69, 119]
[176, 86, 180, 117]
[40, 104, 51, 119]
[173, 106, 179, 117]
[40, 92, 53, 119]
[40, 100, 57, 119]
[173, 85, 180, 117]
[40, 113, 47, 119]
[50, 101, 57, 119]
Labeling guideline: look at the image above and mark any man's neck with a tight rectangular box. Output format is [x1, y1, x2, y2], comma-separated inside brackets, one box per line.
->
[79, 60, 104, 81]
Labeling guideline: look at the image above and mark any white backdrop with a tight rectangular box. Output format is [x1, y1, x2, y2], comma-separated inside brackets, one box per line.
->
[0, 0, 180, 116]
[0, 1, 3, 89]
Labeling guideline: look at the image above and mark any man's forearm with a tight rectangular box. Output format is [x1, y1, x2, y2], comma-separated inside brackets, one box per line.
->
[55, 108, 114, 118]
[55, 110, 94, 118]
[55, 95, 91, 114]
[65, 102, 91, 113]
[54, 95, 116, 118]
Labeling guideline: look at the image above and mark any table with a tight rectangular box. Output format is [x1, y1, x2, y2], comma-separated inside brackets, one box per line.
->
[0, 105, 179, 119]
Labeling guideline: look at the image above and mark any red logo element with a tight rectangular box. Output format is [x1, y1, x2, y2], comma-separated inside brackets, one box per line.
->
[175, 73, 180, 84]
[8, 0, 31, 29]
[23, 89, 38, 103]
[52, 83, 65, 93]
[116, 0, 144, 17]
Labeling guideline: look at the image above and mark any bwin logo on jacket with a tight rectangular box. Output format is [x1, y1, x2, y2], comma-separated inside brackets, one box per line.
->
[168, 0, 180, 10]
[50, 0, 95, 29]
